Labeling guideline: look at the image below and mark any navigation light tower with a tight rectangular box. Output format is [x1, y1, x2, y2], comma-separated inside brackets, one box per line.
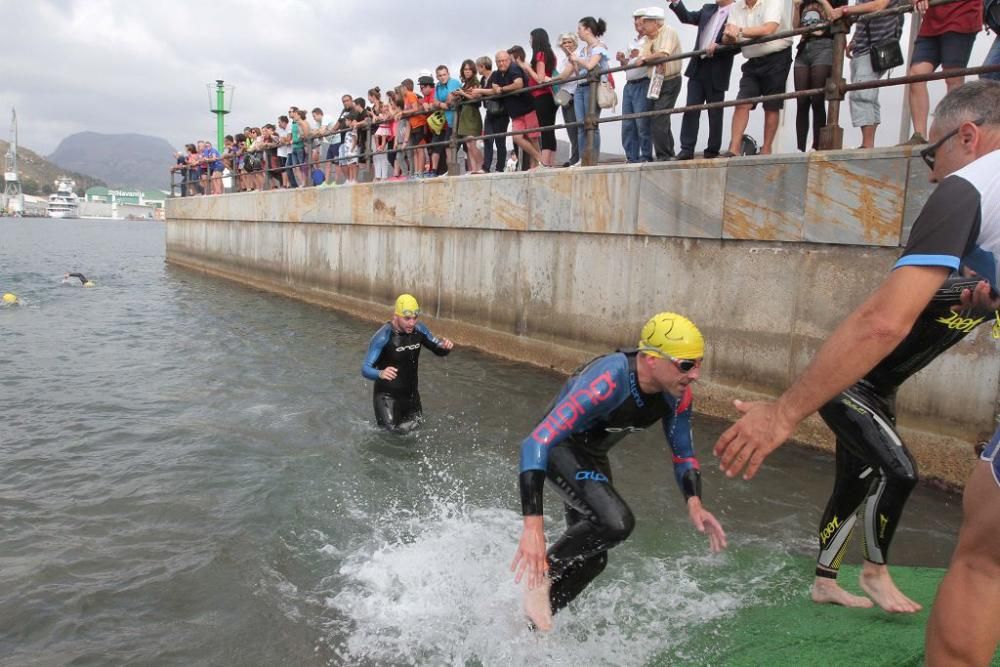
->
[3, 108, 23, 216]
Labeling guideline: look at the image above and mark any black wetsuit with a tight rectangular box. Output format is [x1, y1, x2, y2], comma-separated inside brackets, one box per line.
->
[361, 321, 450, 430]
[519, 351, 703, 613]
[815, 275, 992, 577]
[68, 273, 88, 284]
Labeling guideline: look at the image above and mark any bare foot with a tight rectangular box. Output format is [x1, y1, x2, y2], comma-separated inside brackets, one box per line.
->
[811, 577, 874, 608]
[523, 578, 553, 632]
[859, 563, 923, 613]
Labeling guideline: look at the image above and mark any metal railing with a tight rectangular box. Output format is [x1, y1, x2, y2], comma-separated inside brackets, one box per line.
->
[170, 0, 996, 197]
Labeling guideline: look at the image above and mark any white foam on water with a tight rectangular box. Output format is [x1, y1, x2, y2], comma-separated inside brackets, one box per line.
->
[322, 497, 749, 667]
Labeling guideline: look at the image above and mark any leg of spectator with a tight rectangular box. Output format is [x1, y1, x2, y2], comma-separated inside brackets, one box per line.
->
[704, 86, 725, 156]
[907, 61, 935, 140]
[983, 36, 1000, 81]
[636, 78, 653, 162]
[483, 117, 495, 172]
[810, 64, 831, 151]
[794, 64, 812, 152]
[925, 461, 1000, 666]
[574, 87, 589, 161]
[849, 55, 882, 149]
[656, 76, 681, 159]
[727, 104, 751, 154]
[679, 77, 706, 156]
[562, 102, 579, 166]
[622, 82, 639, 163]
[761, 110, 780, 154]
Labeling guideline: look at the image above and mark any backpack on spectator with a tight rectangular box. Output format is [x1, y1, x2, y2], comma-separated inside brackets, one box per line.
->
[987, 0, 1000, 33]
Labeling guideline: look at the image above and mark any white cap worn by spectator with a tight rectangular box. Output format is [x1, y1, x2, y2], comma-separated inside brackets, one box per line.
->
[633, 7, 650, 17]
[642, 6, 666, 18]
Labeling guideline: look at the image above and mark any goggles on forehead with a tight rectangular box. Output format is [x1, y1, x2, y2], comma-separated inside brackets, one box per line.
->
[399, 309, 420, 318]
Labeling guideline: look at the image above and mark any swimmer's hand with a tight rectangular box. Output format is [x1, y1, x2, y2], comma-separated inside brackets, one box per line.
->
[440, 338, 454, 351]
[512, 515, 548, 589]
[379, 367, 398, 381]
[687, 497, 727, 553]
[714, 399, 795, 479]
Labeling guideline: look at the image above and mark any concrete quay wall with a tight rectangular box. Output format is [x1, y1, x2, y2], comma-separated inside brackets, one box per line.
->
[166, 148, 999, 487]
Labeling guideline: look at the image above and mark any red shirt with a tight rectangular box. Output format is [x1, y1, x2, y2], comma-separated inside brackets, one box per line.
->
[530, 51, 554, 98]
[918, 0, 982, 36]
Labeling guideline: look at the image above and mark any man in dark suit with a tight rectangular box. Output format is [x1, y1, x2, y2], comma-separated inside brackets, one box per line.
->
[668, 0, 737, 159]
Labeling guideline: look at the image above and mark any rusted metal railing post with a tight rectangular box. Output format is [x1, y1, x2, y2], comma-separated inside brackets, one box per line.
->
[448, 97, 460, 176]
[583, 66, 600, 167]
[819, 18, 849, 150]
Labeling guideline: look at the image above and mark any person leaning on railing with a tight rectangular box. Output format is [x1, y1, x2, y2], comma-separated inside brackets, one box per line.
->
[565, 16, 611, 158]
[476, 56, 510, 173]
[618, 9, 654, 164]
[792, 0, 844, 152]
[667, 0, 737, 160]
[637, 6, 684, 160]
[720, 0, 794, 156]
[453, 59, 486, 174]
[555, 34, 582, 167]
[474, 50, 547, 169]
[827, 0, 901, 148]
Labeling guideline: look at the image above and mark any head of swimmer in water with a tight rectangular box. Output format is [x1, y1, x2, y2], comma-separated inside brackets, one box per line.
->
[635, 312, 704, 397]
[392, 294, 420, 334]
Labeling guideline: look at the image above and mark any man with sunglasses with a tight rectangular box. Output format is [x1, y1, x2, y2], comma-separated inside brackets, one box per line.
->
[512, 312, 727, 631]
[714, 81, 1000, 663]
[361, 294, 454, 432]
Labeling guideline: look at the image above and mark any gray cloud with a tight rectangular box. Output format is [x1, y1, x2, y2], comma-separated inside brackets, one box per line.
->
[1, 0, 995, 157]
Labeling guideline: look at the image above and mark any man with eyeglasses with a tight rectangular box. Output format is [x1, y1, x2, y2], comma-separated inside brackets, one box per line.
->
[361, 294, 454, 432]
[512, 312, 727, 631]
[713, 81, 1000, 664]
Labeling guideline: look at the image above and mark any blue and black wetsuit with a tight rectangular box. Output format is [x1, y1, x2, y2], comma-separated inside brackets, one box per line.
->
[519, 350, 703, 613]
[816, 274, 994, 578]
[362, 321, 450, 430]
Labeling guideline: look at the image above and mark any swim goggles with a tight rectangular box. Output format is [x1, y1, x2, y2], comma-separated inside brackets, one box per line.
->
[670, 356, 702, 373]
[399, 309, 420, 318]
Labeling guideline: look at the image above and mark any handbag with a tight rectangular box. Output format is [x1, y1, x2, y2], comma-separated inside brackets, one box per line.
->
[554, 88, 573, 107]
[427, 110, 447, 134]
[597, 81, 618, 109]
[865, 18, 904, 72]
[484, 97, 505, 117]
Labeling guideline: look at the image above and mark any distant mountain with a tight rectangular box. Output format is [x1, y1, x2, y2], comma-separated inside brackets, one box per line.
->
[0, 139, 105, 197]
[48, 132, 175, 191]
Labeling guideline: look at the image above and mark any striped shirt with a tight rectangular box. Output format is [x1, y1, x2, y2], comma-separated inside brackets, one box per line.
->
[852, 0, 901, 57]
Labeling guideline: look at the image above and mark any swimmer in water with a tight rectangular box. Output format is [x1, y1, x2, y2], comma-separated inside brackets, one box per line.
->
[64, 273, 95, 287]
[511, 312, 727, 632]
[361, 294, 454, 432]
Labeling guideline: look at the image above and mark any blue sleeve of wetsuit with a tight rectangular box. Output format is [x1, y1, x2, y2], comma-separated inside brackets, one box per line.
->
[519, 353, 631, 473]
[415, 322, 451, 357]
[361, 324, 391, 381]
[662, 387, 703, 500]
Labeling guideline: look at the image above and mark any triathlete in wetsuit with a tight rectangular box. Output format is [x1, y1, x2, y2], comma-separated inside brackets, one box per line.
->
[65, 273, 94, 287]
[813, 270, 997, 611]
[512, 312, 727, 632]
[361, 294, 454, 431]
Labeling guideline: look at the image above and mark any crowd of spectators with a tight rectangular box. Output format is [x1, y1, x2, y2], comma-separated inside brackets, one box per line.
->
[172, 0, 997, 195]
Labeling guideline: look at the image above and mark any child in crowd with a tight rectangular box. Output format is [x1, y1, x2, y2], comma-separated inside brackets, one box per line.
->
[391, 96, 411, 180]
[340, 123, 360, 184]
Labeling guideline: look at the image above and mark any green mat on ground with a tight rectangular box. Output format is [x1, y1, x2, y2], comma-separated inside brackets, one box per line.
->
[672, 562, 999, 666]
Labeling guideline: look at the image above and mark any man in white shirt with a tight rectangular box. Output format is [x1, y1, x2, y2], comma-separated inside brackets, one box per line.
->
[720, 0, 793, 155]
[275, 115, 293, 188]
[617, 9, 653, 163]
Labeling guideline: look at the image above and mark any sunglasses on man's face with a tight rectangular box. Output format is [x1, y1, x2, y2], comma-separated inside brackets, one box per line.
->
[669, 357, 702, 373]
[920, 117, 985, 170]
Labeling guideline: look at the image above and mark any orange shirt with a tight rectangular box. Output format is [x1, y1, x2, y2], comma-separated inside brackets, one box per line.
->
[404, 90, 427, 128]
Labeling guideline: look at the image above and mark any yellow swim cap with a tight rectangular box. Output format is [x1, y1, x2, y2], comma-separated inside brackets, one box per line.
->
[638, 312, 704, 360]
[2, 293, 17, 304]
[394, 294, 420, 316]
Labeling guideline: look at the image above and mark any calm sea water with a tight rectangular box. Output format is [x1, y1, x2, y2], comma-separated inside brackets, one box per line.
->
[0, 218, 963, 666]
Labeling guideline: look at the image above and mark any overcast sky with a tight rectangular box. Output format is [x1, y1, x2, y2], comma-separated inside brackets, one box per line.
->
[2, 0, 995, 157]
